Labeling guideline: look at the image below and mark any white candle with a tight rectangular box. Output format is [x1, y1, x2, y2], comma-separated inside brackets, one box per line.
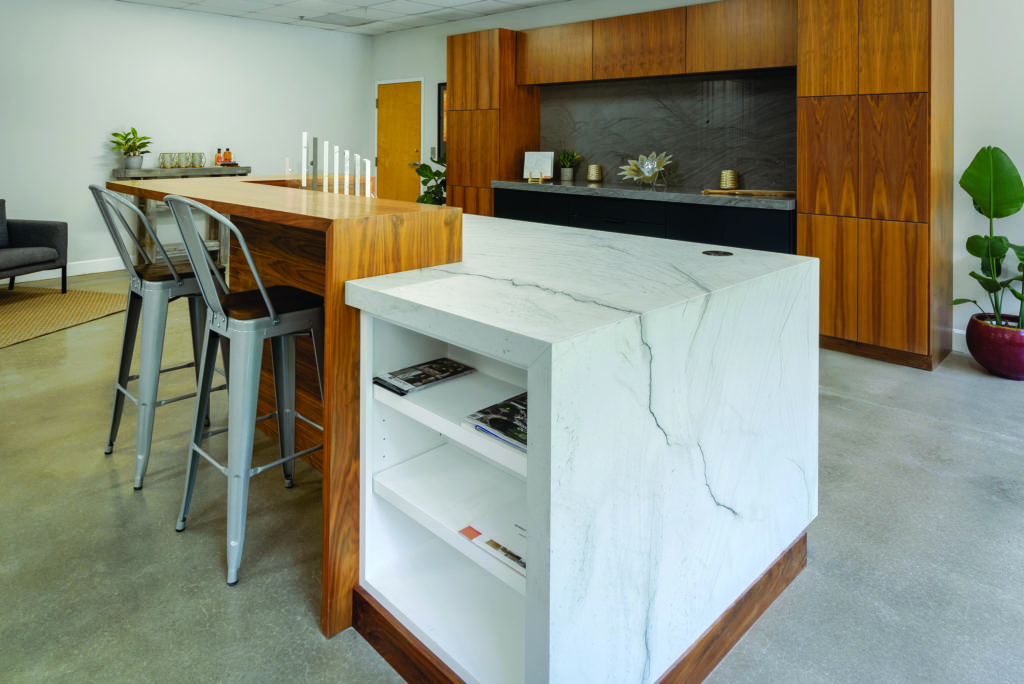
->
[301, 131, 308, 187]
[323, 140, 329, 192]
[354, 153, 361, 196]
[344, 150, 350, 195]
[364, 158, 371, 197]
[333, 146, 339, 193]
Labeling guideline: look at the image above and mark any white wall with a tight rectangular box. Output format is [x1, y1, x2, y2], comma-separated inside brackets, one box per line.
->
[0, 0, 373, 279]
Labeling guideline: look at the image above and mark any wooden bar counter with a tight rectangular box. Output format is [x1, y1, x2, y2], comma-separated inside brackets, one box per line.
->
[107, 175, 462, 637]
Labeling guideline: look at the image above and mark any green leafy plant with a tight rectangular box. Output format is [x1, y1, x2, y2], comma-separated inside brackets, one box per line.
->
[953, 146, 1024, 328]
[557, 149, 581, 169]
[109, 127, 152, 157]
[414, 155, 446, 205]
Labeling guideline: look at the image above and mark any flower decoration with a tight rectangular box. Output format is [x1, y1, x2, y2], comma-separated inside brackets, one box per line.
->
[619, 151, 672, 185]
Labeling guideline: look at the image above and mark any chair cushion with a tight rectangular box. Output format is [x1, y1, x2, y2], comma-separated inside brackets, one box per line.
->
[0, 199, 7, 249]
[220, 285, 323, 321]
[0, 246, 59, 270]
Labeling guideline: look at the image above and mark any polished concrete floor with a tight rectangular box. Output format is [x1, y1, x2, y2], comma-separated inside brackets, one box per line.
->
[1, 272, 1022, 683]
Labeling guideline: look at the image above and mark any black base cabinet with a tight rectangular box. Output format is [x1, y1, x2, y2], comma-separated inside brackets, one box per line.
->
[493, 188, 795, 254]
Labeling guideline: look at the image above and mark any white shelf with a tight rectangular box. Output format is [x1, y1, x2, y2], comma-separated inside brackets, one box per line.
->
[365, 537, 525, 684]
[374, 443, 527, 595]
[373, 371, 528, 479]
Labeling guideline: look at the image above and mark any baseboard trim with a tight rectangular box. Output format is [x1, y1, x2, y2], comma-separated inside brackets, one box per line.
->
[819, 335, 939, 370]
[354, 532, 808, 684]
[8, 257, 122, 284]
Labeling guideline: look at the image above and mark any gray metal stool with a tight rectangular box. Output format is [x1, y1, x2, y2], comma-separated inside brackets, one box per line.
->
[89, 184, 221, 490]
[165, 194, 325, 586]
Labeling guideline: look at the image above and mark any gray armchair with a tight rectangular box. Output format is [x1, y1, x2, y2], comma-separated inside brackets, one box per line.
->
[0, 199, 69, 293]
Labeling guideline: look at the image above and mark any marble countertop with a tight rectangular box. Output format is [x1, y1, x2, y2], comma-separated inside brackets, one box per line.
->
[346, 214, 813, 365]
[491, 179, 796, 210]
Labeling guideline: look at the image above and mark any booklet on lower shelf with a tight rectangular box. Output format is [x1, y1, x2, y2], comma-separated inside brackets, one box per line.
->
[373, 357, 475, 396]
[459, 497, 527, 577]
[462, 392, 527, 452]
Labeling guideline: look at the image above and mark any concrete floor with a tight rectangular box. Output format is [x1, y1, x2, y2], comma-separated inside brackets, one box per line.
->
[2, 272, 1022, 683]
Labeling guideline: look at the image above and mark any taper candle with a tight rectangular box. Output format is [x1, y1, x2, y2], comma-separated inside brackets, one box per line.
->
[301, 131, 307, 187]
[344, 150, 350, 195]
[364, 158, 371, 197]
[354, 153, 361, 196]
[333, 146, 339, 193]
[323, 140, 329, 192]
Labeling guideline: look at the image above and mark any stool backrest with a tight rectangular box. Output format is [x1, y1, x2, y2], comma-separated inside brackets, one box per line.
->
[89, 184, 186, 289]
[164, 195, 280, 324]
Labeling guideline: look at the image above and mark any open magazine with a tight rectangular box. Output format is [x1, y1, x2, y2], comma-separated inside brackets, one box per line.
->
[373, 357, 474, 396]
[459, 496, 527, 577]
[462, 392, 527, 452]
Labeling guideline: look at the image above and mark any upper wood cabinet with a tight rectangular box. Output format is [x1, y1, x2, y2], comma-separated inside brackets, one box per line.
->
[797, 0, 858, 96]
[592, 8, 687, 80]
[686, 0, 798, 73]
[859, 0, 930, 94]
[859, 93, 929, 223]
[516, 21, 593, 85]
[447, 30, 501, 110]
[797, 96, 859, 217]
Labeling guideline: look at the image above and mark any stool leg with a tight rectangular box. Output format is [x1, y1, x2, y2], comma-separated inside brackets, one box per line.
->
[225, 332, 263, 586]
[107, 291, 142, 455]
[133, 290, 170, 490]
[177, 329, 219, 532]
[186, 296, 207, 382]
[271, 335, 297, 488]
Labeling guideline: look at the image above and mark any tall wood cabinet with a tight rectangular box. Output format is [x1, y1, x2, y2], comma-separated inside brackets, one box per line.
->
[447, 29, 539, 216]
[796, 0, 952, 369]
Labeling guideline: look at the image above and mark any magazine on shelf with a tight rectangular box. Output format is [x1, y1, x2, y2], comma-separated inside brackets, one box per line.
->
[462, 392, 527, 452]
[372, 357, 474, 396]
[459, 497, 527, 577]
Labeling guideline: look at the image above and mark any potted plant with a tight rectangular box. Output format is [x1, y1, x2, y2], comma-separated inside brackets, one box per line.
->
[953, 145, 1024, 379]
[557, 149, 581, 181]
[414, 155, 446, 205]
[110, 127, 152, 169]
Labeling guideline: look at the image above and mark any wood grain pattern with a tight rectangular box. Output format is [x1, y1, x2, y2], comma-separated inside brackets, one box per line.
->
[859, 0, 930, 94]
[447, 185, 494, 217]
[592, 8, 687, 80]
[686, 0, 798, 73]
[818, 334, 937, 370]
[354, 586, 465, 684]
[797, 96, 859, 217]
[857, 219, 929, 354]
[797, 0, 858, 96]
[929, 0, 954, 368]
[446, 109, 499, 188]
[797, 214, 858, 339]
[859, 93, 929, 223]
[658, 532, 807, 683]
[376, 81, 422, 202]
[516, 21, 593, 85]
[447, 30, 499, 110]
[497, 31, 540, 183]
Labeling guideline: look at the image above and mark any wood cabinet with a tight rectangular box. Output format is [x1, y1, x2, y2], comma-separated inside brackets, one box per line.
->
[797, 96, 859, 217]
[797, 0, 858, 96]
[859, 0, 930, 94]
[686, 0, 798, 73]
[446, 110, 499, 188]
[447, 186, 494, 218]
[592, 8, 687, 80]
[859, 93, 929, 223]
[447, 30, 500, 110]
[797, 214, 858, 340]
[516, 22, 592, 85]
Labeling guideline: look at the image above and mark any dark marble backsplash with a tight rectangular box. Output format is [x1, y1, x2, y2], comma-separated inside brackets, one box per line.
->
[539, 69, 796, 190]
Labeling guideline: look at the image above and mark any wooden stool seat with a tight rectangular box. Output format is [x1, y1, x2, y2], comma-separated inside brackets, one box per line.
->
[220, 285, 323, 321]
[135, 260, 224, 283]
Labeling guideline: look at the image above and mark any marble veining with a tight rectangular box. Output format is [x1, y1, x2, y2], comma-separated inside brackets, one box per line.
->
[540, 69, 797, 192]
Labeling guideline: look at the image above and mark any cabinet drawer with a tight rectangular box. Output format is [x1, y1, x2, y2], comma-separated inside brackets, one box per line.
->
[722, 207, 795, 254]
[568, 214, 666, 238]
[493, 189, 569, 225]
[666, 203, 724, 245]
[567, 195, 666, 225]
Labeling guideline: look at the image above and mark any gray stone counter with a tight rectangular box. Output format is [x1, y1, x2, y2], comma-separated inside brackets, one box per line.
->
[491, 179, 796, 211]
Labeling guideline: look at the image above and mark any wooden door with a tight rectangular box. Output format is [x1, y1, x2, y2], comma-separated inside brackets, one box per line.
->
[797, 0, 858, 96]
[592, 8, 687, 80]
[859, 0, 930, 94]
[686, 0, 798, 72]
[797, 214, 858, 339]
[447, 30, 500, 110]
[516, 22, 593, 84]
[376, 82, 421, 203]
[859, 93, 928, 223]
[797, 96, 859, 217]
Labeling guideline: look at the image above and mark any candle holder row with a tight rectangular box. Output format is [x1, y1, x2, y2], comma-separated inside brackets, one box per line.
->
[300, 131, 373, 197]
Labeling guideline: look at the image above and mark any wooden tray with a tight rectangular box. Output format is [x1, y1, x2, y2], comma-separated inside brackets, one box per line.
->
[701, 189, 796, 197]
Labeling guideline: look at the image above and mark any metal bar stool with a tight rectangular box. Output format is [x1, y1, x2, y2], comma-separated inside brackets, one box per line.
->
[89, 184, 222, 490]
[164, 194, 325, 586]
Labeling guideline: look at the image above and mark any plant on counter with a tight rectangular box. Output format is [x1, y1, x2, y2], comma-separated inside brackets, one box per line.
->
[557, 149, 581, 169]
[109, 127, 152, 158]
[953, 145, 1024, 379]
[414, 155, 446, 205]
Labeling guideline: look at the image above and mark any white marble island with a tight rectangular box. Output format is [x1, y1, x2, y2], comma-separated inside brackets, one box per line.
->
[347, 215, 819, 684]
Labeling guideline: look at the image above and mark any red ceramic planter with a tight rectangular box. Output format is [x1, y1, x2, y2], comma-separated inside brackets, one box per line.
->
[965, 314, 1024, 380]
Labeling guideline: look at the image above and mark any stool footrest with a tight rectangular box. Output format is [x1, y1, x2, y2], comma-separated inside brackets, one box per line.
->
[249, 443, 323, 477]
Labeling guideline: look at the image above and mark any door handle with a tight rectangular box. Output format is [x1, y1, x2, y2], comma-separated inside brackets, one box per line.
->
[408, 162, 419, 167]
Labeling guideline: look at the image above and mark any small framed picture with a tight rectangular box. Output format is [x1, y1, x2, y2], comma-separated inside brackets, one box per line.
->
[523, 151, 554, 180]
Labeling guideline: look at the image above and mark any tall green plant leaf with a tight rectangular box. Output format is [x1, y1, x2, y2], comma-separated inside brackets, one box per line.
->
[959, 146, 1024, 219]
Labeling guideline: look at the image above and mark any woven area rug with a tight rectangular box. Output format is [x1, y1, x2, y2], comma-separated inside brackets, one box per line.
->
[0, 287, 126, 349]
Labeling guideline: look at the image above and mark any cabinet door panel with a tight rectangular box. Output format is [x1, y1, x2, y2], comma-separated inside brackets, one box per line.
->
[859, 93, 928, 223]
[797, 96, 859, 217]
[447, 30, 499, 110]
[666, 203, 724, 246]
[494, 189, 568, 225]
[686, 0, 797, 72]
[859, 0, 930, 94]
[593, 8, 687, 80]
[797, 0, 858, 96]
[857, 219, 929, 354]
[448, 186, 494, 217]
[722, 207, 795, 254]
[446, 110, 499, 188]
[516, 22, 592, 85]
[797, 214, 858, 340]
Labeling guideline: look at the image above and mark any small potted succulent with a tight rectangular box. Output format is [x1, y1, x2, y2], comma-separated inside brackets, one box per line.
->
[557, 149, 581, 181]
[110, 127, 152, 169]
[953, 145, 1024, 379]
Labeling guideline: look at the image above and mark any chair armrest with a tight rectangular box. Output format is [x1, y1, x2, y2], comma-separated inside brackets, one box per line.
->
[8, 219, 68, 263]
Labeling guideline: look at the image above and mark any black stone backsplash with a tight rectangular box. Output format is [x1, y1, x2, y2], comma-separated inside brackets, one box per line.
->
[539, 68, 796, 190]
